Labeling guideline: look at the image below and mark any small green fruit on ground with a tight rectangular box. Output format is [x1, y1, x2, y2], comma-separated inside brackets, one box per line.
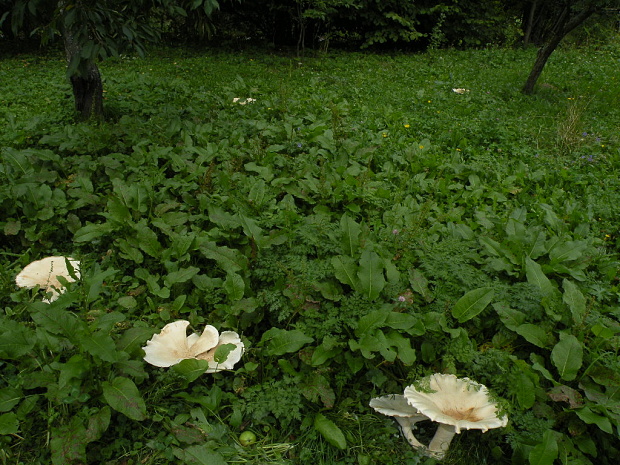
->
[239, 431, 257, 446]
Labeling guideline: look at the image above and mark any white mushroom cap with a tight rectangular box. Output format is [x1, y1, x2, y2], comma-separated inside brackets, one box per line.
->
[143, 320, 244, 372]
[15, 256, 80, 303]
[370, 394, 429, 450]
[370, 394, 425, 418]
[404, 374, 508, 434]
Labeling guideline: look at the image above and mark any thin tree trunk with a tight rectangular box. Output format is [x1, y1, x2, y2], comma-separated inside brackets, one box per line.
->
[523, 0, 538, 47]
[521, 34, 563, 94]
[62, 13, 104, 119]
[522, 3, 597, 95]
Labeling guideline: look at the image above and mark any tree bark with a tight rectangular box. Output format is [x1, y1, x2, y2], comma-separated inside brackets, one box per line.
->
[523, 0, 538, 47]
[67, 64, 104, 120]
[521, 34, 563, 94]
[522, 3, 597, 95]
[62, 11, 104, 119]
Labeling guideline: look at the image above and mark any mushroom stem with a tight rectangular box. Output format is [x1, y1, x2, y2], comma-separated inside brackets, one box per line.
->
[394, 417, 426, 450]
[428, 423, 457, 458]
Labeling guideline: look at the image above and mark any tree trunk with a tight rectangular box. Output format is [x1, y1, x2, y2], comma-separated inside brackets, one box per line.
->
[68, 64, 104, 120]
[521, 3, 597, 95]
[62, 10, 104, 119]
[521, 34, 563, 94]
[523, 0, 538, 47]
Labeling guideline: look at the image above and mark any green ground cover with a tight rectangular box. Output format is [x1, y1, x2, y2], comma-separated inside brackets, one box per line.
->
[1, 40, 620, 464]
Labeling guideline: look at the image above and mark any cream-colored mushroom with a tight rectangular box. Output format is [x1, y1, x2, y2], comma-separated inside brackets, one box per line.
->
[370, 394, 429, 449]
[403, 374, 508, 459]
[142, 320, 244, 372]
[15, 256, 80, 303]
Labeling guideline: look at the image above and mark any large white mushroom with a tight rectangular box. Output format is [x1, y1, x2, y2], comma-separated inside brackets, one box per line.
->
[403, 373, 508, 459]
[142, 320, 244, 372]
[369, 394, 429, 449]
[15, 256, 80, 303]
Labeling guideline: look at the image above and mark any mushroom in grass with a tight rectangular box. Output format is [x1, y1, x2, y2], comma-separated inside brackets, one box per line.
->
[370, 394, 429, 449]
[403, 374, 508, 459]
[15, 256, 80, 303]
[143, 320, 244, 372]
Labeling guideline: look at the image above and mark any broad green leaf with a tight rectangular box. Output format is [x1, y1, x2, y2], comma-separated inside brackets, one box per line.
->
[408, 268, 433, 302]
[386, 331, 416, 365]
[384, 259, 400, 285]
[105, 196, 132, 223]
[300, 373, 336, 408]
[73, 222, 117, 242]
[551, 334, 583, 381]
[213, 343, 236, 364]
[525, 257, 554, 296]
[208, 205, 239, 229]
[314, 413, 347, 450]
[199, 241, 247, 273]
[134, 222, 163, 258]
[514, 372, 535, 409]
[528, 430, 558, 465]
[539, 204, 563, 232]
[238, 213, 265, 245]
[173, 359, 210, 382]
[549, 240, 587, 263]
[357, 249, 385, 301]
[51, 417, 87, 465]
[332, 255, 358, 288]
[164, 267, 200, 287]
[385, 312, 418, 331]
[0, 412, 18, 435]
[84, 266, 118, 304]
[85, 407, 111, 443]
[355, 309, 389, 336]
[249, 178, 266, 206]
[452, 287, 494, 323]
[575, 406, 613, 434]
[530, 354, 556, 382]
[0, 387, 22, 412]
[0, 323, 36, 359]
[525, 230, 547, 259]
[175, 445, 227, 465]
[102, 377, 147, 421]
[79, 330, 119, 363]
[223, 272, 245, 301]
[117, 296, 137, 309]
[311, 343, 342, 366]
[29, 306, 85, 342]
[493, 302, 526, 331]
[515, 324, 551, 348]
[340, 214, 361, 255]
[562, 279, 586, 325]
[262, 328, 313, 356]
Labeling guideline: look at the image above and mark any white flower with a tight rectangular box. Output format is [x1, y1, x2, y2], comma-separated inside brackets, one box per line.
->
[452, 88, 470, 94]
[403, 374, 508, 458]
[15, 256, 80, 303]
[142, 320, 244, 372]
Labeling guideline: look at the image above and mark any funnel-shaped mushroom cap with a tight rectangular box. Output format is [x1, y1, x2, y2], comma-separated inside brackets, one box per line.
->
[404, 374, 508, 434]
[15, 256, 80, 303]
[143, 320, 244, 372]
[370, 394, 429, 450]
[370, 394, 425, 418]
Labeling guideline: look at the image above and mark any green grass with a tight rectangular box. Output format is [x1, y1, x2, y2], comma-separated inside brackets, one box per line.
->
[1, 40, 620, 465]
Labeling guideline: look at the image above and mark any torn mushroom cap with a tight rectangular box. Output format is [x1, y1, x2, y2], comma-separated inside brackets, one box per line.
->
[404, 374, 507, 434]
[15, 256, 80, 303]
[370, 394, 429, 449]
[142, 320, 244, 372]
[404, 374, 508, 458]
